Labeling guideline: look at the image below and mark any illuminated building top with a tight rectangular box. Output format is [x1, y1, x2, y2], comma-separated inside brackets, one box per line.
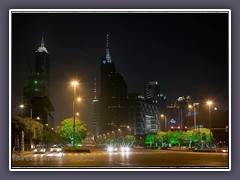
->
[37, 36, 48, 53]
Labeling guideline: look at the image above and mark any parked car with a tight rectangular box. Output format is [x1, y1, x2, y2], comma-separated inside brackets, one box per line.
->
[33, 145, 46, 154]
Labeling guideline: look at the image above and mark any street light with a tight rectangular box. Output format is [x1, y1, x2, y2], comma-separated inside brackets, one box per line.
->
[71, 80, 79, 148]
[118, 128, 122, 137]
[206, 100, 213, 129]
[206, 100, 213, 148]
[112, 131, 115, 139]
[127, 126, 131, 135]
[161, 114, 167, 131]
[188, 103, 199, 129]
[19, 104, 32, 119]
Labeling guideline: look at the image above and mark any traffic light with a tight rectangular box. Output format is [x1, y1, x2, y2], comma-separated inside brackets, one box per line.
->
[184, 126, 188, 132]
[170, 126, 174, 131]
[177, 126, 180, 131]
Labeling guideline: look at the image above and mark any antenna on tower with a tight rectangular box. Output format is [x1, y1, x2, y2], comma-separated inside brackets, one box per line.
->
[94, 77, 97, 100]
[106, 34, 109, 48]
[106, 34, 112, 63]
[41, 36, 44, 47]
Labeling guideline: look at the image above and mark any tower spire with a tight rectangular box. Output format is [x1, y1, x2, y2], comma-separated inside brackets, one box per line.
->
[106, 34, 112, 63]
[41, 36, 44, 47]
[94, 77, 97, 100]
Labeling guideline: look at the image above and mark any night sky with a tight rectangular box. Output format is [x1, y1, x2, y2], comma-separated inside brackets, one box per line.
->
[11, 11, 229, 130]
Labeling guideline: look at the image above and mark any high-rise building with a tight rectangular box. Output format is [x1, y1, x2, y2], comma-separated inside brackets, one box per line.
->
[92, 77, 100, 136]
[100, 35, 128, 134]
[24, 37, 50, 99]
[128, 93, 161, 135]
[23, 37, 54, 127]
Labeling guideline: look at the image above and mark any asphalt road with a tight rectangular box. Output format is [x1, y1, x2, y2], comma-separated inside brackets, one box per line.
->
[11, 148, 229, 169]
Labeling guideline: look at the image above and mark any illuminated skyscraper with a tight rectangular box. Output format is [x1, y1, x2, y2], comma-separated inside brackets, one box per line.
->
[23, 37, 54, 127]
[24, 37, 50, 99]
[100, 35, 128, 134]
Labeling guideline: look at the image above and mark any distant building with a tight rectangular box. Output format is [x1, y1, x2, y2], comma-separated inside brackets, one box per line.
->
[92, 77, 100, 136]
[23, 37, 54, 127]
[145, 81, 167, 112]
[100, 35, 128, 134]
[128, 93, 161, 135]
[176, 95, 192, 128]
[144, 81, 167, 131]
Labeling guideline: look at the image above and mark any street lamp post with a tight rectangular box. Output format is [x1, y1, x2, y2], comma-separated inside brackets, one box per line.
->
[207, 100, 213, 147]
[161, 114, 167, 131]
[71, 80, 79, 148]
[207, 101, 213, 130]
[118, 128, 122, 137]
[127, 126, 131, 135]
[20, 104, 32, 119]
[112, 131, 115, 139]
[188, 103, 199, 129]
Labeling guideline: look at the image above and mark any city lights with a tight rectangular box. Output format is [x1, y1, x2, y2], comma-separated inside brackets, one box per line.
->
[10, 10, 229, 170]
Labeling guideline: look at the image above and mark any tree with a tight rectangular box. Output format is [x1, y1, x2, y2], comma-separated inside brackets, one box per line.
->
[155, 132, 167, 147]
[12, 116, 43, 150]
[56, 117, 87, 146]
[42, 126, 67, 146]
[168, 131, 182, 147]
[125, 135, 136, 147]
[145, 134, 155, 147]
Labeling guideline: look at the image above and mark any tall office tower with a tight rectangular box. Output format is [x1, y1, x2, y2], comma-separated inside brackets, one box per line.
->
[24, 37, 50, 99]
[92, 77, 100, 136]
[100, 35, 128, 134]
[128, 93, 161, 135]
[23, 37, 54, 127]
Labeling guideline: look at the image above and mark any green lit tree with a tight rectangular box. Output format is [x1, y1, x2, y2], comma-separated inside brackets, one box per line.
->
[168, 131, 183, 147]
[145, 134, 155, 148]
[192, 128, 212, 148]
[56, 117, 87, 146]
[155, 131, 168, 147]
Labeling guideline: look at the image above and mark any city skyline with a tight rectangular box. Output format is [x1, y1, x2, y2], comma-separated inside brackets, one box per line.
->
[11, 10, 229, 129]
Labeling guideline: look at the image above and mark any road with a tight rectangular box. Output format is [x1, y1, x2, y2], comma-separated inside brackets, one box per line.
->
[11, 148, 229, 169]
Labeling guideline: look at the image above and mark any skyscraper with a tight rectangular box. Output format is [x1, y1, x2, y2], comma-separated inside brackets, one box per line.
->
[92, 77, 100, 136]
[100, 35, 128, 134]
[24, 37, 50, 99]
[23, 37, 54, 127]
